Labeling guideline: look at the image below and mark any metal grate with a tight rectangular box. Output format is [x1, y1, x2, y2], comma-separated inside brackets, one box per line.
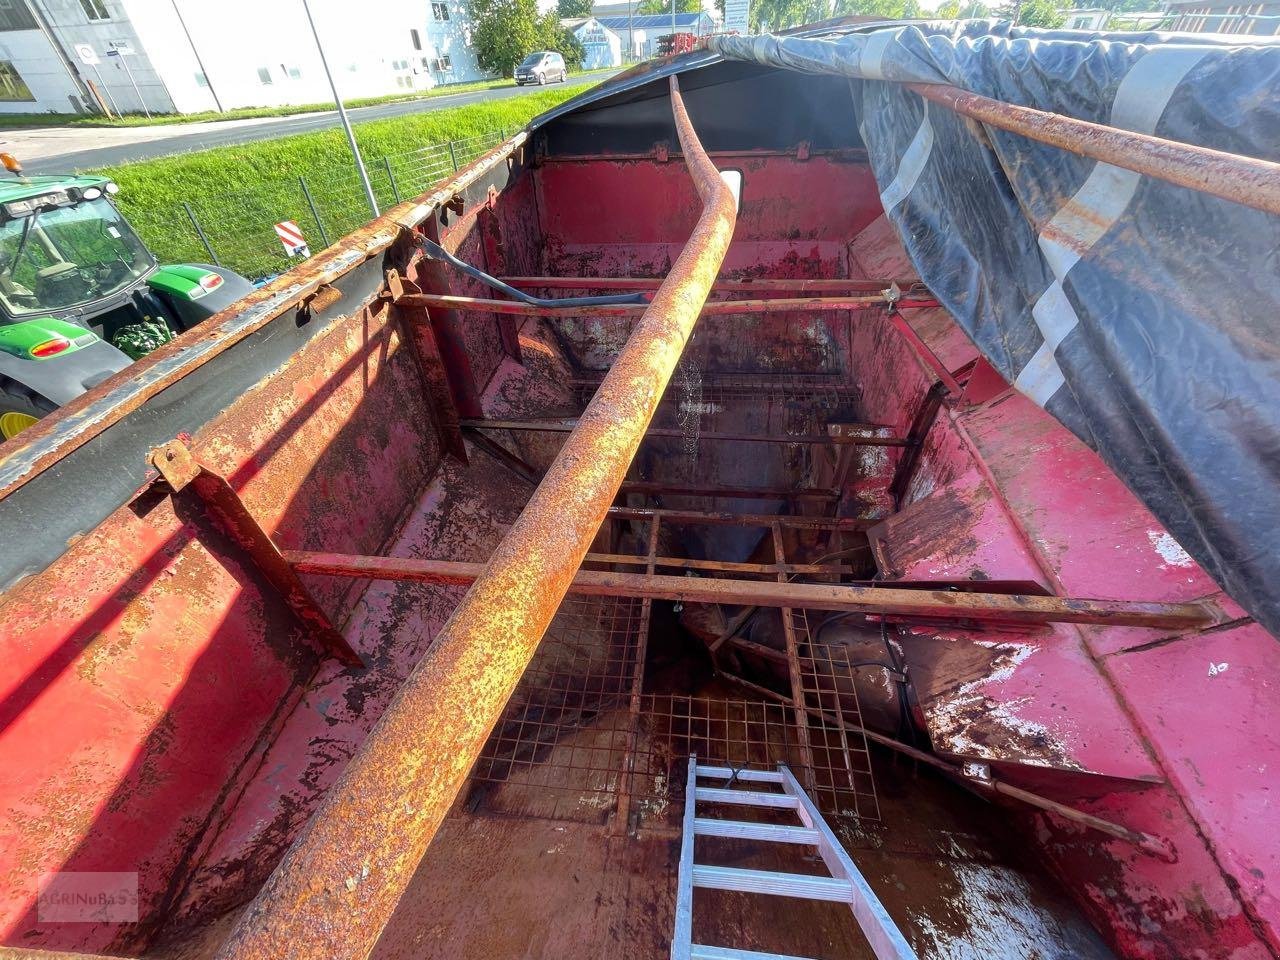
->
[466, 590, 880, 823]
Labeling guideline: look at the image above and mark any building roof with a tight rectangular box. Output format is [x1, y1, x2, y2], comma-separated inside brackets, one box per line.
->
[590, 2, 636, 16]
[594, 12, 712, 29]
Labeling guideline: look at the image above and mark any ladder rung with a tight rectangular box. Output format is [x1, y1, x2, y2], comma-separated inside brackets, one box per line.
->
[691, 945, 820, 960]
[694, 787, 798, 809]
[695, 764, 785, 784]
[693, 818, 819, 845]
[692, 865, 853, 902]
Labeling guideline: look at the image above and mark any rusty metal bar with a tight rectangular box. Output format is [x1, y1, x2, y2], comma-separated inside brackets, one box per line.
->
[461, 418, 910, 447]
[501, 275, 926, 293]
[395, 292, 938, 317]
[621, 480, 839, 501]
[587, 550, 844, 576]
[773, 521, 818, 791]
[733, 674, 1177, 862]
[281, 551, 1221, 629]
[606, 506, 877, 530]
[148, 439, 363, 667]
[216, 76, 736, 960]
[886, 305, 963, 397]
[611, 513, 662, 832]
[907, 81, 1280, 218]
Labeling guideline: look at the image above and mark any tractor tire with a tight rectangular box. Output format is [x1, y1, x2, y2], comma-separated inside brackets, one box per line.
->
[0, 381, 54, 442]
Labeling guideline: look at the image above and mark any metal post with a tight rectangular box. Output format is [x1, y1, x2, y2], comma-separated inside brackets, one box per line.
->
[170, 0, 223, 112]
[298, 177, 330, 248]
[382, 156, 401, 204]
[182, 202, 220, 266]
[447, 140, 459, 170]
[671, 0, 676, 47]
[90, 63, 120, 117]
[213, 75, 737, 960]
[302, 0, 379, 219]
[117, 54, 150, 119]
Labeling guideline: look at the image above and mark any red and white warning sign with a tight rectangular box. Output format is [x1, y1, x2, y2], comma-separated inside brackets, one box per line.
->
[274, 220, 310, 258]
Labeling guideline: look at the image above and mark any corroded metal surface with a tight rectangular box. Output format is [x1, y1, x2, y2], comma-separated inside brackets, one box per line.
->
[396, 292, 937, 316]
[214, 76, 737, 960]
[907, 82, 1280, 217]
[281, 550, 1220, 629]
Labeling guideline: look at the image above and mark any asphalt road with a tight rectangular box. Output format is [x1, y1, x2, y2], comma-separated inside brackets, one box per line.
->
[7, 72, 617, 174]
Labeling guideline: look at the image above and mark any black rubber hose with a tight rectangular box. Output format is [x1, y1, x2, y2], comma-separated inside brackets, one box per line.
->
[419, 238, 649, 307]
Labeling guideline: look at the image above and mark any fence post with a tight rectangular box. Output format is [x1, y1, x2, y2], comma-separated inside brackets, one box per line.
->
[182, 201, 220, 266]
[299, 176, 330, 248]
[383, 156, 401, 204]
[447, 140, 459, 171]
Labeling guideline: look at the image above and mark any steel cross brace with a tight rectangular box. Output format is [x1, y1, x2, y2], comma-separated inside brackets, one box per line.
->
[147, 438, 364, 667]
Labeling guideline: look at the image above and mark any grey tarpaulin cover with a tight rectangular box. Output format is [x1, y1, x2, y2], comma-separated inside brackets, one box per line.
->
[709, 22, 1280, 637]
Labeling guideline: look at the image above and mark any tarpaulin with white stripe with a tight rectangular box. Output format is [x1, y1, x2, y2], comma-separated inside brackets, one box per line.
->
[709, 22, 1280, 637]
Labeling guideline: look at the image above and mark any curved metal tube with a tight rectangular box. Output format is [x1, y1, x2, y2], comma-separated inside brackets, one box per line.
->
[215, 74, 737, 960]
[419, 237, 649, 306]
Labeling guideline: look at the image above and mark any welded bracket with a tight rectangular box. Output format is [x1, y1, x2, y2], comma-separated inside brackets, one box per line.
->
[147, 439, 364, 668]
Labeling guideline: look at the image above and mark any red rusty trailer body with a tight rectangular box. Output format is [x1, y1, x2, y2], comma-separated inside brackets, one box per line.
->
[0, 32, 1275, 960]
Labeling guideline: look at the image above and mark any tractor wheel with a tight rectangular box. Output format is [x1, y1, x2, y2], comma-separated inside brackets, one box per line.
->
[0, 382, 53, 442]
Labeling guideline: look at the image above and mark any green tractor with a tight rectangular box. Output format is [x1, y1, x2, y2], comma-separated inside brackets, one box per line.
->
[0, 159, 253, 441]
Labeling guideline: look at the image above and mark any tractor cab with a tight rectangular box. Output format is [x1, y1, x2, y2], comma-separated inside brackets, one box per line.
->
[0, 157, 252, 440]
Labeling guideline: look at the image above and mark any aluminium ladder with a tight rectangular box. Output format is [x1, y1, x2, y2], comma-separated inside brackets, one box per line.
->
[671, 756, 917, 960]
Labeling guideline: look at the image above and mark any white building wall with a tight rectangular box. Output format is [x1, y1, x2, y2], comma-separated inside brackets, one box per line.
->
[0, 23, 86, 115]
[4, 0, 492, 116]
[572, 18, 620, 69]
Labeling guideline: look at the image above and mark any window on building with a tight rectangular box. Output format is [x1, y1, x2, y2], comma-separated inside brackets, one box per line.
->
[79, 0, 110, 21]
[436, 55, 452, 71]
[432, 2, 449, 21]
[257, 66, 273, 85]
[287, 66, 302, 79]
[0, 0, 38, 31]
[410, 28, 422, 50]
[0, 60, 33, 101]
[194, 71, 208, 87]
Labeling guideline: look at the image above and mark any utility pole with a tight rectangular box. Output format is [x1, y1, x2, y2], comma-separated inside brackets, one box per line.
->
[169, 0, 224, 112]
[670, 0, 676, 46]
[628, 0, 634, 62]
[301, 0, 380, 219]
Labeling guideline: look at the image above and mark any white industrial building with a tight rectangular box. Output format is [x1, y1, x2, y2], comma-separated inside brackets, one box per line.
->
[592, 11, 716, 59]
[0, 0, 489, 117]
[561, 16, 622, 69]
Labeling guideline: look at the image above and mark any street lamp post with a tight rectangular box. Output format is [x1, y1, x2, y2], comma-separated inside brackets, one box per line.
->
[300, 0, 380, 219]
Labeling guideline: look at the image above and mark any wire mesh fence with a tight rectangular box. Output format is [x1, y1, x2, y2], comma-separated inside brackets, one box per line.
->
[123, 130, 508, 282]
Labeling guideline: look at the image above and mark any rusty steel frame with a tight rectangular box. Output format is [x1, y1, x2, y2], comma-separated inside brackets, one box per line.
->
[772, 521, 818, 792]
[394, 291, 939, 317]
[606, 506, 877, 531]
[280, 551, 1220, 630]
[501, 275, 928, 293]
[460, 417, 911, 447]
[907, 82, 1280, 218]
[147, 439, 363, 667]
[214, 76, 737, 960]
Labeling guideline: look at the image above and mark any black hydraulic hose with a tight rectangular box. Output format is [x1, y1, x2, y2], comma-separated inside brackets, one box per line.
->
[419, 238, 649, 307]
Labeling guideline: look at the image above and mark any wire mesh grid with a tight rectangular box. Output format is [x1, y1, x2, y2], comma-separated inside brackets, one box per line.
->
[465, 589, 879, 824]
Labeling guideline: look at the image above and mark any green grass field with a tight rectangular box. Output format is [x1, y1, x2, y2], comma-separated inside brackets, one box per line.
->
[97, 83, 590, 279]
[0, 69, 614, 129]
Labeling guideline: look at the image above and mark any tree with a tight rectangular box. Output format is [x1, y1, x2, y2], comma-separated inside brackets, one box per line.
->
[1012, 0, 1064, 25]
[556, 0, 592, 16]
[472, 0, 582, 75]
[637, 0, 701, 14]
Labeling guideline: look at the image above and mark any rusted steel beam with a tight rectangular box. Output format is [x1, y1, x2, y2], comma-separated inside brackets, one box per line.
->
[620, 480, 839, 501]
[585, 550, 845, 576]
[148, 440, 363, 668]
[281, 551, 1221, 629]
[395, 292, 938, 317]
[732, 673, 1177, 862]
[772, 522, 818, 791]
[216, 76, 737, 960]
[907, 81, 1280, 218]
[0, 131, 529, 503]
[607, 506, 878, 530]
[461, 418, 910, 447]
[501, 275, 927, 293]
[886, 304, 964, 397]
